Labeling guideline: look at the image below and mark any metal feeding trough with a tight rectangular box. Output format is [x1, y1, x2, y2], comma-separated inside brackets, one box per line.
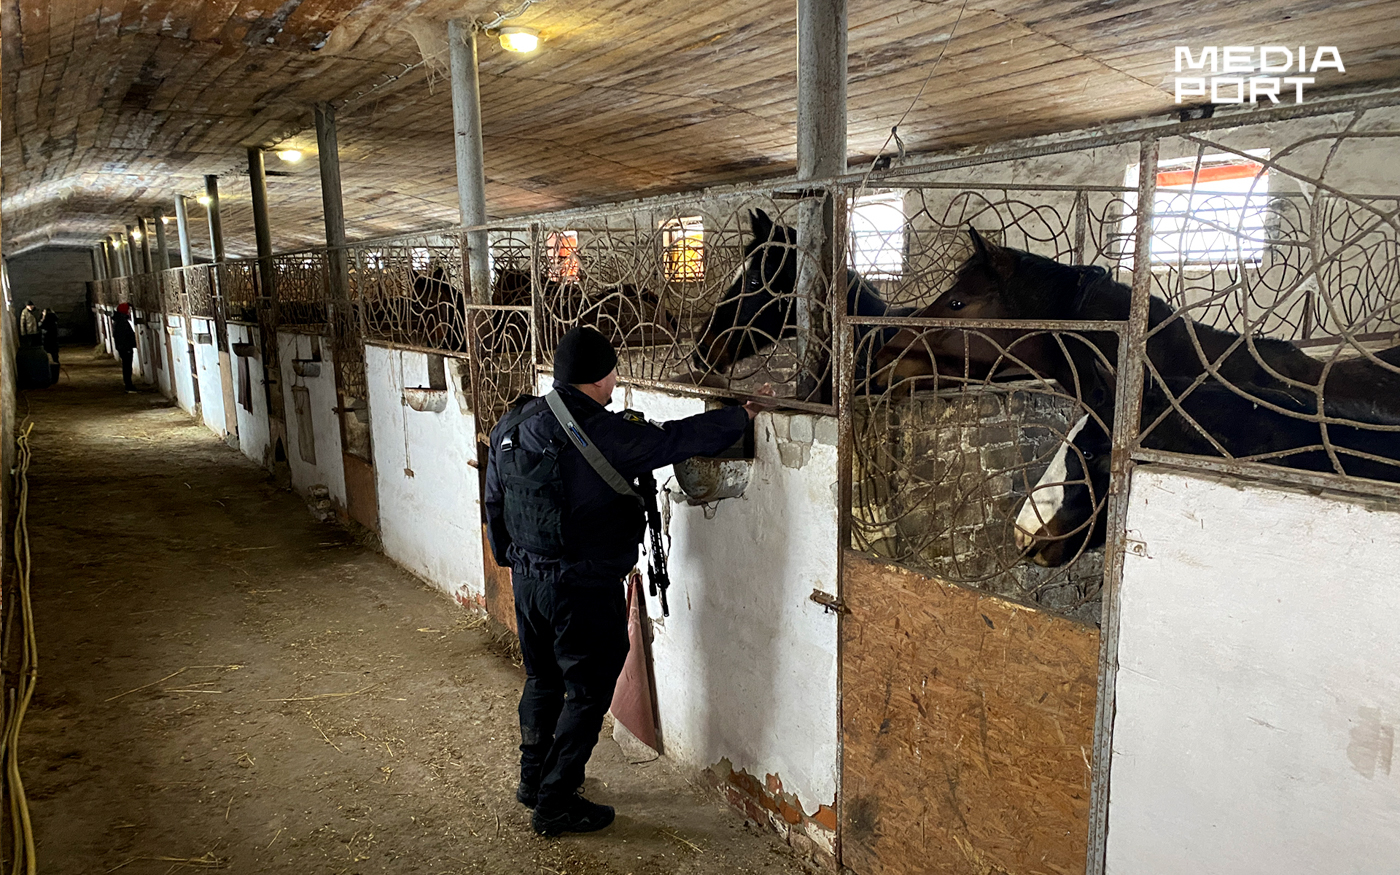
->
[673, 456, 752, 505]
[402, 387, 449, 413]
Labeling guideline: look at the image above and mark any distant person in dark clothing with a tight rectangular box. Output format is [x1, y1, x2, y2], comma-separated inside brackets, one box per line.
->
[39, 307, 59, 363]
[113, 303, 137, 392]
[18, 301, 40, 347]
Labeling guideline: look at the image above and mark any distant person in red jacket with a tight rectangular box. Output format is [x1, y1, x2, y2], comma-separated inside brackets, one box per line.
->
[113, 303, 137, 392]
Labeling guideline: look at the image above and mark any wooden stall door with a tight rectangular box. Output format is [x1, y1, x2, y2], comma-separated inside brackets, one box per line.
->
[478, 450, 516, 635]
[840, 552, 1099, 875]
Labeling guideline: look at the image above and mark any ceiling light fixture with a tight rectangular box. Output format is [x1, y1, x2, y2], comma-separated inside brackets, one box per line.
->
[161, 216, 171, 225]
[498, 26, 539, 53]
[276, 149, 304, 163]
[131, 229, 143, 241]
[197, 195, 212, 206]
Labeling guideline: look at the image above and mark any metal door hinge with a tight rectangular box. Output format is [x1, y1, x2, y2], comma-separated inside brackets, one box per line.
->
[809, 589, 848, 615]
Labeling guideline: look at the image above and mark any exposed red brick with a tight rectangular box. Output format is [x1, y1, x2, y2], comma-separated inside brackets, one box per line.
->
[778, 800, 803, 824]
[813, 804, 837, 831]
[765, 772, 782, 795]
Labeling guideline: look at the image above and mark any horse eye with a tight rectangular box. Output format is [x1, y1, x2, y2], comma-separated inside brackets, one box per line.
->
[1082, 451, 1094, 460]
[948, 299, 965, 311]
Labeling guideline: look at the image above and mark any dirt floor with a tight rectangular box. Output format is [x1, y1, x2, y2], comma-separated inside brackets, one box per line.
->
[13, 348, 816, 875]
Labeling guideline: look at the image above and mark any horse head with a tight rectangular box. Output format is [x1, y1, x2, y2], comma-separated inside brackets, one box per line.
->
[874, 229, 1124, 390]
[692, 209, 799, 373]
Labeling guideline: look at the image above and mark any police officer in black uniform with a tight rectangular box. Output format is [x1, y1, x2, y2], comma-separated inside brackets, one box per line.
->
[484, 326, 773, 836]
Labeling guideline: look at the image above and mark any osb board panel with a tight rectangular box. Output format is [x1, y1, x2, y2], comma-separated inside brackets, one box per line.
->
[840, 552, 1098, 875]
[480, 524, 516, 636]
[342, 452, 379, 532]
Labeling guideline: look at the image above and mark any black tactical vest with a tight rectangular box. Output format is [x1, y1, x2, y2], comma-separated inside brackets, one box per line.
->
[495, 397, 568, 559]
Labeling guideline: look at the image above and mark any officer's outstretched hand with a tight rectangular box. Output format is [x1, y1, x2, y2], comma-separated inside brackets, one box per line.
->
[743, 383, 778, 420]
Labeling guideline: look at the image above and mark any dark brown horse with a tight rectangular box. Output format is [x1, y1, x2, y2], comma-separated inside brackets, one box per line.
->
[876, 228, 1400, 423]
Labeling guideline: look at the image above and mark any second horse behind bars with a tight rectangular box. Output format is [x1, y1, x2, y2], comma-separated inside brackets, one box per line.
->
[691, 208, 915, 401]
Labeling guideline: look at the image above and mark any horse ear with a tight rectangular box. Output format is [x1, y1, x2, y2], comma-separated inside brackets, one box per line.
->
[752, 209, 774, 238]
[968, 227, 994, 261]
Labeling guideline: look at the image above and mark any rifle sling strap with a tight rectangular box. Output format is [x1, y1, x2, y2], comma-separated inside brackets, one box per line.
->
[545, 390, 642, 503]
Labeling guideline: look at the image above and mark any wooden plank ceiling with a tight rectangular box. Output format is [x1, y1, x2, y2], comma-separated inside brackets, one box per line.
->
[3, 0, 1397, 258]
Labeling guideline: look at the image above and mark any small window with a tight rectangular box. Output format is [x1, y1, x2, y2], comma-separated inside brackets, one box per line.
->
[546, 231, 581, 283]
[661, 217, 705, 281]
[1126, 151, 1270, 265]
[849, 191, 905, 279]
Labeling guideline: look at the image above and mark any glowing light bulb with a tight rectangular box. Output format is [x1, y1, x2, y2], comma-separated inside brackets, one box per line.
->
[131, 229, 143, 241]
[498, 27, 539, 53]
[197, 195, 212, 206]
[277, 149, 304, 163]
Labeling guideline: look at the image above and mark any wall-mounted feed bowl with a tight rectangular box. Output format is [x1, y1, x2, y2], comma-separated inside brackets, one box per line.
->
[403, 387, 449, 413]
[231, 342, 256, 357]
[292, 359, 321, 378]
[673, 456, 752, 504]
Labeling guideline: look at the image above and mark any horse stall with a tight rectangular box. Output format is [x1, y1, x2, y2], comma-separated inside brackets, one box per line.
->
[352, 233, 495, 608]
[833, 97, 1400, 874]
[227, 321, 272, 468]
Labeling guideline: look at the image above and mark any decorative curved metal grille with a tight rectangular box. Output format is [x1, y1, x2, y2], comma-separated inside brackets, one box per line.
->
[219, 260, 261, 323]
[184, 266, 215, 318]
[353, 237, 467, 352]
[464, 305, 534, 444]
[160, 269, 184, 315]
[533, 193, 837, 409]
[848, 324, 1117, 622]
[272, 252, 330, 326]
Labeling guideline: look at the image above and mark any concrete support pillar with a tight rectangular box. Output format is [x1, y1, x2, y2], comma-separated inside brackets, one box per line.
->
[205, 175, 225, 263]
[92, 245, 107, 280]
[139, 218, 153, 273]
[449, 19, 492, 304]
[793, 0, 848, 397]
[125, 226, 139, 275]
[314, 102, 350, 300]
[154, 212, 171, 272]
[248, 147, 276, 297]
[103, 238, 119, 278]
[175, 196, 193, 267]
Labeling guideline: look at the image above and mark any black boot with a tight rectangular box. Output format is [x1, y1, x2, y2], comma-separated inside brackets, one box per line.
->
[531, 793, 615, 837]
[516, 781, 538, 809]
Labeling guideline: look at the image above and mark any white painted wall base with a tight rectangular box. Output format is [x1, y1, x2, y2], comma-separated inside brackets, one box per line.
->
[229, 323, 270, 467]
[278, 331, 346, 507]
[167, 316, 197, 415]
[365, 344, 484, 604]
[1107, 468, 1400, 875]
[192, 317, 225, 436]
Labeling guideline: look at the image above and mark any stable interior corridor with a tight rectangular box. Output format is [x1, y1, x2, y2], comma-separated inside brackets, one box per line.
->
[14, 349, 811, 875]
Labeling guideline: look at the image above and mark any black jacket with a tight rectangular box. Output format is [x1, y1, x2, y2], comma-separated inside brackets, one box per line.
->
[484, 381, 748, 583]
[112, 311, 137, 353]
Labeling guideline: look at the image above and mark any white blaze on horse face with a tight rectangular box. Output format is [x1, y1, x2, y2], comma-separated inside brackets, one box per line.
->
[1015, 414, 1090, 550]
[729, 259, 749, 290]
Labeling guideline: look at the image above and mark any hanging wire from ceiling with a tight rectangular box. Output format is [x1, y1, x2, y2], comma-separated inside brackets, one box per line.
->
[477, 0, 547, 33]
[854, 0, 970, 197]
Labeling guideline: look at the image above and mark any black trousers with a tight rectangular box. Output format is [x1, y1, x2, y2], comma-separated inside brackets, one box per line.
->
[512, 571, 629, 810]
[119, 348, 135, 389]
